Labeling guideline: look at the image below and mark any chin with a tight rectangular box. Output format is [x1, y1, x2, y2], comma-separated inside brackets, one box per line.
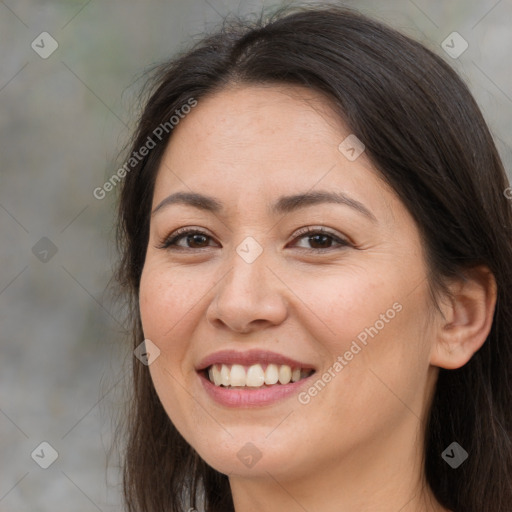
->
[187, 428, 308, 478]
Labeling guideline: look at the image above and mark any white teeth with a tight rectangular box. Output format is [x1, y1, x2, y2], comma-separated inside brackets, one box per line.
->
[278, 365, 292, 385]
[220, 364, 230, 386]
[207, 363, 312, 388]
[211, 365, 222, 386]
[246, 364, 265, 387]
[264, 364, 279, 385]
[230, 364, 245, 386]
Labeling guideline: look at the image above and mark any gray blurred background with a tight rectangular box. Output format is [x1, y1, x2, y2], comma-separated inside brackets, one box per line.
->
[1, 0, 510, 510]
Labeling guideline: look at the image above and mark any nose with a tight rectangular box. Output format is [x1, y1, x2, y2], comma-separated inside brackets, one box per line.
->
[205, 247, 288, 334]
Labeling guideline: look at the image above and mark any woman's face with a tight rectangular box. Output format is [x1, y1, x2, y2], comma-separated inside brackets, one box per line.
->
[139, 85, 439, 483]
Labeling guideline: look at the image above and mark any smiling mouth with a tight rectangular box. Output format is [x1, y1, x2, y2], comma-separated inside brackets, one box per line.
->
[205, 363, 315, 388]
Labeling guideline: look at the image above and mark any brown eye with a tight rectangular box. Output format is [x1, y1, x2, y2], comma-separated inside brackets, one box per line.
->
[306, 233, 334, 249]
[183, 233, 209, 248]
[158, 229, 217, 250]
[291, 227, 350, 252]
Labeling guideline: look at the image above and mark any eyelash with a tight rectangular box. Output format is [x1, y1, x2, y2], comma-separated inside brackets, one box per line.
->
[157, 226, 351, 253]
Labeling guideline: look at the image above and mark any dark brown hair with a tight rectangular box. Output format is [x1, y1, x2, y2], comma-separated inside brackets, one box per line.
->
[115, 4, 512, 511]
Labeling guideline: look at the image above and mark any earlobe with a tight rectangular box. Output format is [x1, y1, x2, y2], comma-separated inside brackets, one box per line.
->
[430, 265, 497, 370]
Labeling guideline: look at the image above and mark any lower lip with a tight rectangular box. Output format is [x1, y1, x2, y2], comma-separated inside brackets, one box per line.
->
[198, 371, 315, 407]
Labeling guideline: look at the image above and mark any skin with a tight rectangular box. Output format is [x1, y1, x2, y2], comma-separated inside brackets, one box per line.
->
[139, 84, 496, 512]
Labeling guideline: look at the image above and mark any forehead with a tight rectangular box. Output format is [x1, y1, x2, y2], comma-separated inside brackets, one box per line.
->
[152, 84, 396, 221]
[161, 84, 345, 170]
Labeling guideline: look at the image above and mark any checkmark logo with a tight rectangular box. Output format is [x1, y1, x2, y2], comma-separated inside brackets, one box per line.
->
[236, 236, 263, 263]
[338, 134, 365, 161]
[31, 32, 58, 59]
[237, 442, 262, 468]
[32, 237, 58, 262]
[441, 441, 468, 468]
[134, 339, 161, 365]
[441, 32, 468, 59]
[31, 441, 59, 469]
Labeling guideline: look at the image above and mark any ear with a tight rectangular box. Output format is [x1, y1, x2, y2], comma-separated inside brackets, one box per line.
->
[430, 265, 497, 369]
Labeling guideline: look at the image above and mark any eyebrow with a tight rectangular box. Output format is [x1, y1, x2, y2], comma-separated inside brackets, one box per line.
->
[152, 190, 377, 222]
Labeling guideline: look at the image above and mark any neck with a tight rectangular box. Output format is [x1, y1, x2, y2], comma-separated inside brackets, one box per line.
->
[229, 416, 448, 512]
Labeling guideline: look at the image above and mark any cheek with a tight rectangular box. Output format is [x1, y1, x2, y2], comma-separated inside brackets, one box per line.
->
[139, 265, 171, 339]
[299, 263, 432, 409]
[139, 262, 204, 341]
[138, 262, 208, 443]
[289, 264, 405, 352]
[138, 262, 202, 394]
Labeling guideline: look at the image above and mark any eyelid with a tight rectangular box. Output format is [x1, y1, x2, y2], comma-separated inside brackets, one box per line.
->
[156, 226, 217, 250]
[291, 225, 347, 241]
[157, 225, 351, 251]
[288, 226, 351, 250]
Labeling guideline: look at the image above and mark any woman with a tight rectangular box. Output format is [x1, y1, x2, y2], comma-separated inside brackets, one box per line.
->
[115, 5, 512, 511]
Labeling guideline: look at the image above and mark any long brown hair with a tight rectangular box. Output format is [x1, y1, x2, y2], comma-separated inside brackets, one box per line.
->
[115, 5, 512, 511]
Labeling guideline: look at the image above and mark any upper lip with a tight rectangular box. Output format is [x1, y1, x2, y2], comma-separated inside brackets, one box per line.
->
[196, 349, 316, 372]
